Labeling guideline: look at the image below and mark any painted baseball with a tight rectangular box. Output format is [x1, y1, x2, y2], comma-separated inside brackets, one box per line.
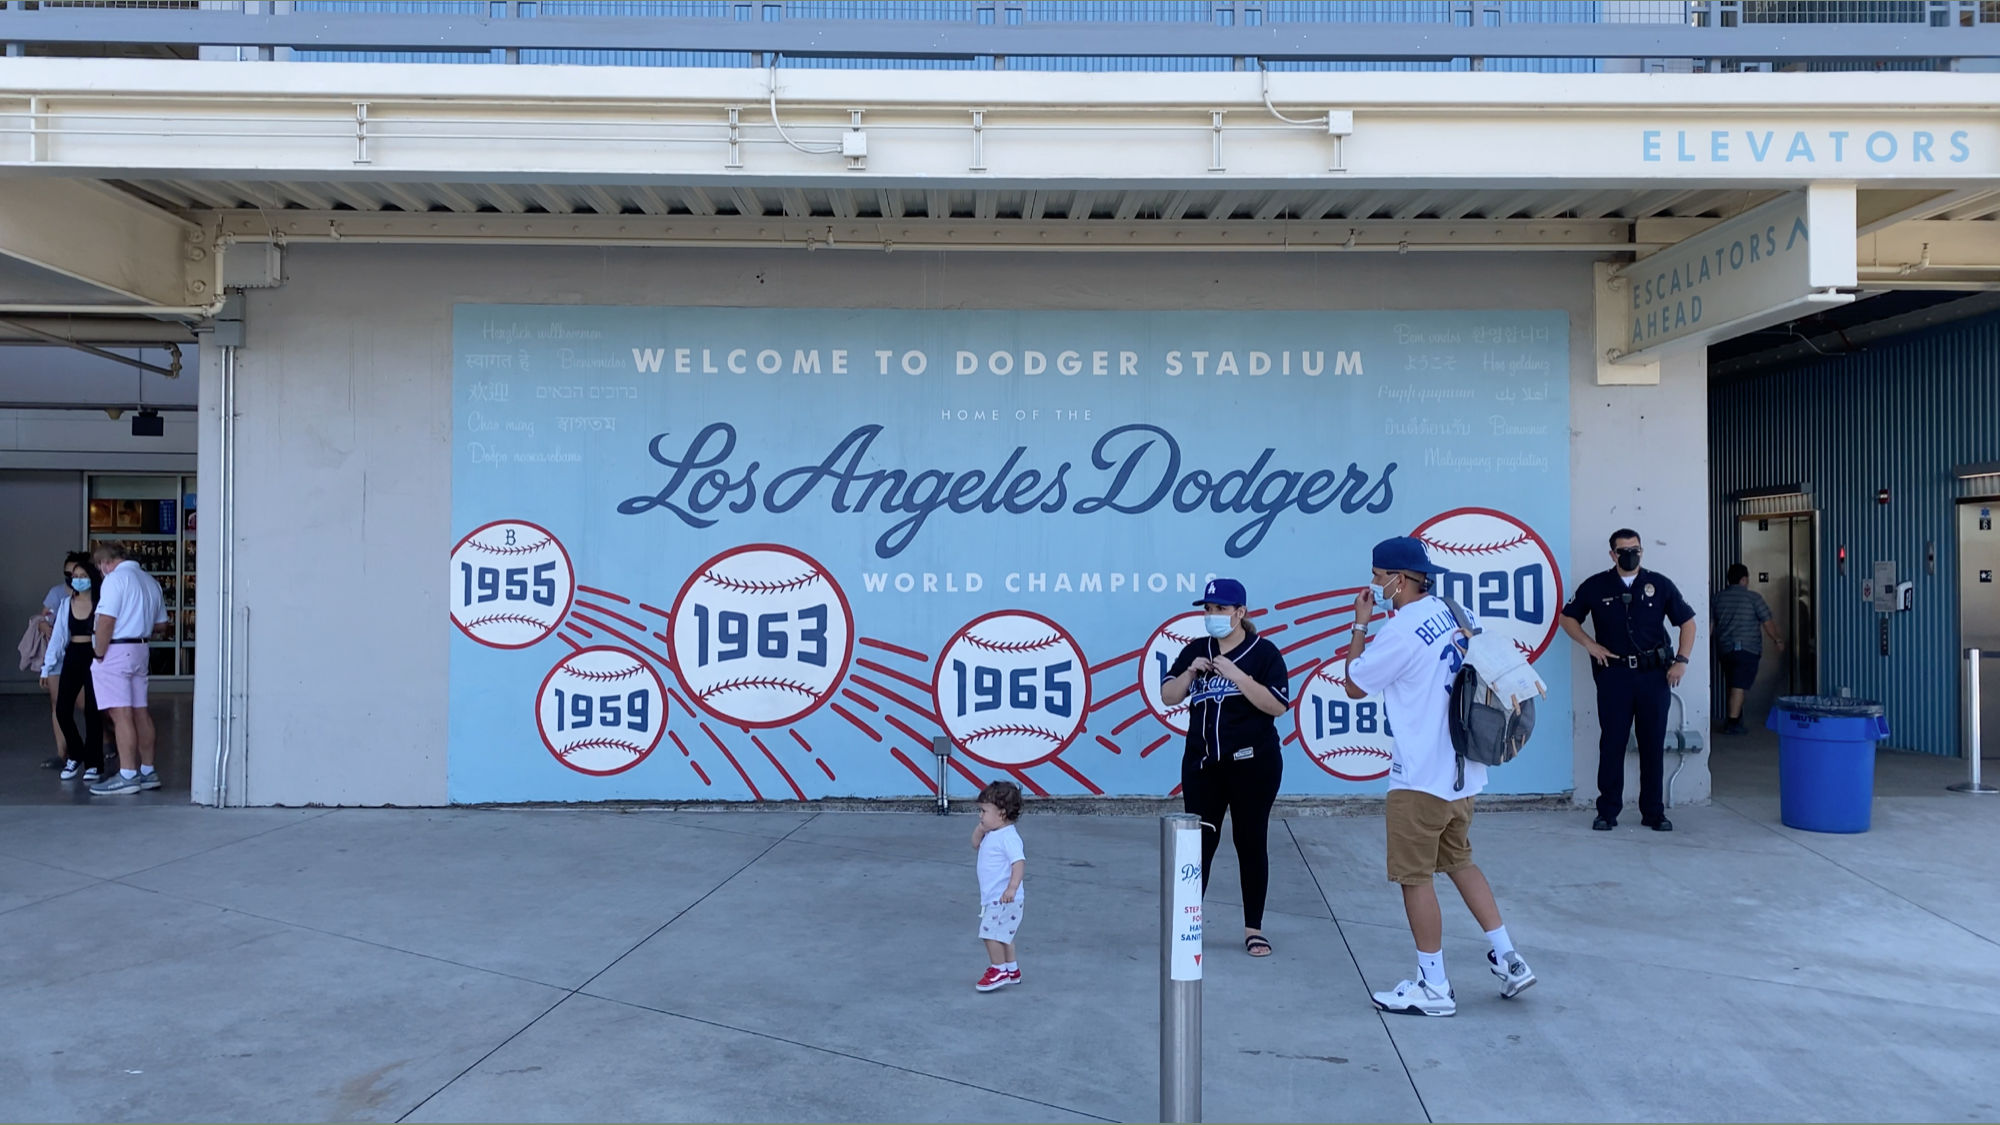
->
[933, 610, 1091, 769]
[536, 646, 667, 776]
[450, 519, 575, 649]
[1138, 611, 1206, 735]
[1411, 508, 1565, 663]
[667, 543, 854, 729]
[1295, 662, 1395, 782]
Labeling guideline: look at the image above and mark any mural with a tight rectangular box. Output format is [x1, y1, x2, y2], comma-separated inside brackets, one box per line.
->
[449, 306, 1570, 802]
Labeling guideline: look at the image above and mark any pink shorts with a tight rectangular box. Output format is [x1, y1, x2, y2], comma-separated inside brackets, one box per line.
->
[91, 643, 150, 710]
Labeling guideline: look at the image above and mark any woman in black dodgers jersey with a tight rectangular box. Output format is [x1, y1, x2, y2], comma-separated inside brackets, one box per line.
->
[1159, 577, 1291, 957]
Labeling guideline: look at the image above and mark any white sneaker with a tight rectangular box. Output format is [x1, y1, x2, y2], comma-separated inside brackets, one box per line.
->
[1488, 950, 1537, 998]
[1372, 977, 1455, 1017]
[59, 760, 80, 781]
[82, 768, 101, 781]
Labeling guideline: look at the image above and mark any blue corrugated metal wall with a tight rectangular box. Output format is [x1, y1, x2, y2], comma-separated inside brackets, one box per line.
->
[289, 0, 1612, 71]
[1710, 310, 2000, 756]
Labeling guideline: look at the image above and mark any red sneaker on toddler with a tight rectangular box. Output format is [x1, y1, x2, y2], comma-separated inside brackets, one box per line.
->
[975, 966, 1015, 992]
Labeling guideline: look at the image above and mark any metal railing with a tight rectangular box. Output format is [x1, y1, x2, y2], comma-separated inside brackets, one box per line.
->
[4, 2, 2000, 71]
[1952, 647, 1999, 794]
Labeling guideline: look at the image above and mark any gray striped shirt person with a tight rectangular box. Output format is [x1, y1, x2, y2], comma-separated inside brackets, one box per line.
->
[1711, 581, 1773, 654]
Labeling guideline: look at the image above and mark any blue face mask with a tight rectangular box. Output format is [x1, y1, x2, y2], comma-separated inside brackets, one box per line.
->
[1203, 613, 1234, 639]
[69, 576, 91, 592]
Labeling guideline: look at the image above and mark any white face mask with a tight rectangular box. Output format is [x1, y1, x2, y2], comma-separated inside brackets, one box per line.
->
[1202, 613, 1234, 639]
[1368, 574, 1401, 604]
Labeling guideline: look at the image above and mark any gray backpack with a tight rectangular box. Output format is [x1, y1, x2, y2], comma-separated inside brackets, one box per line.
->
[1441, 597, 1537, 793]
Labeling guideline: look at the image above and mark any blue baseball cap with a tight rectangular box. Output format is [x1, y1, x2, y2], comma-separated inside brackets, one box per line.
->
[1372, 536, 1448, 575]
[1193, 577, 1247, 607]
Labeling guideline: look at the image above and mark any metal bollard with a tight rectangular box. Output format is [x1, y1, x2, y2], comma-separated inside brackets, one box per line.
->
[931, 735, 953, 814]
[1161, 813, 1203, 1123]
[1950, 648, 1999, 794]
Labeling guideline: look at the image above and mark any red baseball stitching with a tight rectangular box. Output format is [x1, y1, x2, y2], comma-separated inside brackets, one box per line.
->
[467, 537, 556, 557]
[1161, 628, 1201, 646]
[962, 723, 1065, 744]
[556, 737, 647, 757]
[1418, 531, 1532, 556]
[962, 633, 1063, 654]
[698, 676, 820, 700]
[467, 613, 555, 630]
[561, 665, 648, 683]
[701, 568, 820, 595]
[1314, 745, 1393, 760]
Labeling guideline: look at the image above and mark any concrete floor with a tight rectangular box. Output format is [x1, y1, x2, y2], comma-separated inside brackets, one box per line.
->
[2, 695, 1998, 1123]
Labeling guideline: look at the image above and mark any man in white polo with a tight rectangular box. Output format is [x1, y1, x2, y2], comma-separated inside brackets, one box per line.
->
[88, 541, 168, 796]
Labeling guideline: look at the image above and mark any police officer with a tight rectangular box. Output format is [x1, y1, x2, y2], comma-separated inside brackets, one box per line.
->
[1560, 528, 1696, 832]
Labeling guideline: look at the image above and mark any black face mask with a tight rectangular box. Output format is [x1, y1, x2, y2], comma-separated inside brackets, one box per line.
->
[1616, 547, 1643, 572]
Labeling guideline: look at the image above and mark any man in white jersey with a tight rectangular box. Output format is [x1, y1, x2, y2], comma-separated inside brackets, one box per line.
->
[1344, 536, 1536, 1017]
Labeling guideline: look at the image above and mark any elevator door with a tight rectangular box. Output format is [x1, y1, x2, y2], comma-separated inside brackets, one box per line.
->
[1958, 500, 2000, 761]
[1737, 513, 1819, 725]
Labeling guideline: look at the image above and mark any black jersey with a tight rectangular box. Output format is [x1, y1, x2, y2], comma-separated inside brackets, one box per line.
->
[1562, 568, 1695, 657]
[1165, 632, 1290, 765]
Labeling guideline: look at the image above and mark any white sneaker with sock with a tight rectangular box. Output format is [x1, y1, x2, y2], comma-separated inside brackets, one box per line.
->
[1487, 949, 1537, 998]
[1372, 977, 1456, 1017]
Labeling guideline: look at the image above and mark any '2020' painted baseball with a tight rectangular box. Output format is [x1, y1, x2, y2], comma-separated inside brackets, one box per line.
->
[667, 543, 854, 729]
[1411, 508, 1564, 664]
[932, 610, 1090, 769]
[1138, 611, 1206, 735]
[536, 646, 668, 776]
[1294, 662, 1395, 782]
[450, 519, 575, 649]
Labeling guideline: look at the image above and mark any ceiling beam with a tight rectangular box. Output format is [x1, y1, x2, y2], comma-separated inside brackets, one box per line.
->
[0, 179, 207, 308]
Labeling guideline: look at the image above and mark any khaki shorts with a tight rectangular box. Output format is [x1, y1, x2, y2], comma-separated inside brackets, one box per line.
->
[1385, 789, 1476, 885]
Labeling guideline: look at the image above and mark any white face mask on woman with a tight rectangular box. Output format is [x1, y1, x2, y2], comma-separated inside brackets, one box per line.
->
[1202, 613, 1234, 639]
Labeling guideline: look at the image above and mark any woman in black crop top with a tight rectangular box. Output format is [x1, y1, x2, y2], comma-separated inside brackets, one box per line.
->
[41, 552, 104, 781]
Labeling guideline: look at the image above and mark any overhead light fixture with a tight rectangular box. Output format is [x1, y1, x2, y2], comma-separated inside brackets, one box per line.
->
[131, 408, 164, 438]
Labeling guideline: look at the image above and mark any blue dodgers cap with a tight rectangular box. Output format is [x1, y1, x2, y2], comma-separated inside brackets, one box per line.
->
[1372, 536, 1449, 575]
[1193, 577, 1248, 607]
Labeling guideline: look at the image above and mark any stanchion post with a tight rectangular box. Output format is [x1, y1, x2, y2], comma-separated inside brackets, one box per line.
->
[1161, 813, 1203, 1123]
[1951, 648, 1999, 794]
[931, 735, 953, 813]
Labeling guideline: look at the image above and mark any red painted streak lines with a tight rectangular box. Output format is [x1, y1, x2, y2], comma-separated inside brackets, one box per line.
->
[789, 730, 814, 753]
[576, 586, 631, 605]
[1088, 648, 1144, 676]
[689, 761, 712, 786]
[751, 735, 807, 801]
[1274, 587, 1363, 612]
[1296, 604, 1357, 626]
[699, 722, 764, 801]
[858, 636, 930, 663]
[950, 758, 987, 790]
[1280, 626, 1351, 657]
[1111, 709, 1151, 735]
[1050, 757, 1103, 795]
[1141, 734, 1172, 758]
[557, 633, 582, 650]
[851, 675, 938, 722]
[1007, 768, 1049, 797]
[855, 658, 931, 696]
[831, 703, 882, 742]
[668, 731, 692, 757]
[889, 748, 938, 793]
[568, 612, 675, 671]
[1088, 682, 1140, 713]
[639, 602, 672, 622]
[816, 758, 837, 782]
[880, 712, 936, 750]
[840, 689, 881, 712]
[576, 601, 652, 635]
[1095, 735, 1122, 756]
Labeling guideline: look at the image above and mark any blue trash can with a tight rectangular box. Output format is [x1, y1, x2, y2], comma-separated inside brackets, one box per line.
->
[1766, 696, 1890, 833]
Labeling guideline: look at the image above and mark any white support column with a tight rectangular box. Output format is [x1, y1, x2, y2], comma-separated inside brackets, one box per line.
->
[0, 179, 212, 309]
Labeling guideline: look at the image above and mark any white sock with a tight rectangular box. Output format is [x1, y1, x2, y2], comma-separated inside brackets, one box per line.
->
[1485, 925, 1514, 961]
[121, 769, 138, 780]
[139, 765, 156, 776]
[1003, 961, 1017, 972]
[1417, 949, 1447, 988]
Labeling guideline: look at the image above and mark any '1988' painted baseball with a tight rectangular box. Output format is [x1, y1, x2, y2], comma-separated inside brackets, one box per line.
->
[668, 543, 854, 729]
[536, 646, 667, 776]
[1138, 611, 1206, 735]
[1294, 662, 1395, 782]
[450, 519, 575, 649]
[932, 610, 1090, 769]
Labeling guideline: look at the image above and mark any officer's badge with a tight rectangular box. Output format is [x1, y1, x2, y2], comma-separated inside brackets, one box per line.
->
[1644, 583, 1655, 598]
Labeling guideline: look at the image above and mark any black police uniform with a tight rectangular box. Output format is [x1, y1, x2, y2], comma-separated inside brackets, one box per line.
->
[1165, 632, 1288, 931]
[1562, 568, 1695, 825]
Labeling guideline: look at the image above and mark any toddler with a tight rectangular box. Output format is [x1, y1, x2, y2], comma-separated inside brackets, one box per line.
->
[970, 780, 1026, 992]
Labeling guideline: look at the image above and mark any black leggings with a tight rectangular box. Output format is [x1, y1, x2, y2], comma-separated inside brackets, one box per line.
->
[1181, 747, 1284, 930]
[54, 643, 104, 771]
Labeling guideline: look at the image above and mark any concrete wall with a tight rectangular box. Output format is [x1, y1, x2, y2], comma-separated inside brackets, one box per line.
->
[0, 470, 83, 691]
[193, 243, 1710, 807]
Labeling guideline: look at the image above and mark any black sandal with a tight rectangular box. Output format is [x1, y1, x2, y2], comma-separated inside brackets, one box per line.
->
[1245, 934, 1273, 957]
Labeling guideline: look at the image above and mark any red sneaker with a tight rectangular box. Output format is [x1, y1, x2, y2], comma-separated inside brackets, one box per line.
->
[1007, 968, 1022, 985]
[975, 966, 1014, 992]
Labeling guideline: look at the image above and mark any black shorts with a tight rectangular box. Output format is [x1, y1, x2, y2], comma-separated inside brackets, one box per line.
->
[1720, 649, 1761, 689]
